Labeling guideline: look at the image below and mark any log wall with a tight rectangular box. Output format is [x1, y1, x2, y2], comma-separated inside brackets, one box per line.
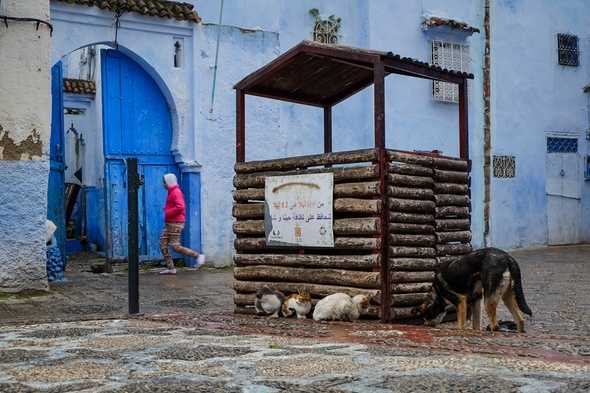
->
[232, 150, 383, 317]
[232, 149, 471, 322]
[386, 151, 471, 321]
[433, 157, 472, 265]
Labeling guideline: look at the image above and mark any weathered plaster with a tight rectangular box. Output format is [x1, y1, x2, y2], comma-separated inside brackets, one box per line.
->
[0, 126, 43, 160]
[0, 0, 51, 291]
[0, 160, 49, 292]
[0, 1, 51, 152]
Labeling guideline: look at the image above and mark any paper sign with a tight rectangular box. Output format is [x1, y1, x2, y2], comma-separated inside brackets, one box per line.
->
[264, 173, 334, 247]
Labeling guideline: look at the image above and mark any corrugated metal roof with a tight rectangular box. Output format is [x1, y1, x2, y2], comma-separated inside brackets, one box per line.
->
[54, 0, 201, 23]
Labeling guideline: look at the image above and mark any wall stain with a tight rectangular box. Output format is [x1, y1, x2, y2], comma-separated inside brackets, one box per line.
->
[0, 125, 43, 160]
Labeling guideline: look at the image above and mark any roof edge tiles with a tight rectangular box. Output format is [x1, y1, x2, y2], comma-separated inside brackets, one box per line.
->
[63, 78, 96, 95]
[423, 16, 480, 34]
[54, 0, 201, 23]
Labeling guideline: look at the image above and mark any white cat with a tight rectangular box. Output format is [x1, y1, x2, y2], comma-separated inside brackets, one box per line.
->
[312, 293, 370, 322]
[254, 287, 285, 318]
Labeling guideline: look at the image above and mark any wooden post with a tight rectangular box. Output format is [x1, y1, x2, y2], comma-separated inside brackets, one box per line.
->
[459, 81, 469, 160]
[126, 158, 140, 315]
[374, 62, 386, 149]
[236, 89, 245, 163]
[374, 61, 391, 322]
[324, 105, 332, 154]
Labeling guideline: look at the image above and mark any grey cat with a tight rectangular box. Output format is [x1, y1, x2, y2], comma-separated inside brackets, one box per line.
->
[254, 287, 285, 317]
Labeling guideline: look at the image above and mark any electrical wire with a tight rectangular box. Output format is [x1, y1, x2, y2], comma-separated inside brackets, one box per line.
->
[209, 0, 224, 113]
[1, 15, 53, 36]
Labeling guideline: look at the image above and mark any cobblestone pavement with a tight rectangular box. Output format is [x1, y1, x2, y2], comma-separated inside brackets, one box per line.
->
[0, 255, 233, 325]
[2, 245, 589, 336]
[0, 246, 589, 391]
[0, 318, 588, 392]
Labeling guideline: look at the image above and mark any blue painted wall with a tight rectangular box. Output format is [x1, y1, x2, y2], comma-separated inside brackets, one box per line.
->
[194, 24, 281, 263]
[46, 0, 590, 270]
[491, 0, 590, 248]
[193, 0, 486, 263]
[0, 160, 49, 291]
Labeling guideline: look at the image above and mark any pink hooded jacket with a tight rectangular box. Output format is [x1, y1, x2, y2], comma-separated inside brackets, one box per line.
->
[163, 174, 186, 223]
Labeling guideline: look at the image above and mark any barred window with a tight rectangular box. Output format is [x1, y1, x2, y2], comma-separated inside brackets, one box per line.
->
[557, 34, 579, 66]
[432, 41, 470, 103]
[547, 137, 578, 153]
[493, 155, 516, 178]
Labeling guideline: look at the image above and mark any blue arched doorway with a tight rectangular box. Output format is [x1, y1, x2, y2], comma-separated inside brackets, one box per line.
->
[101, 49, 179, 261]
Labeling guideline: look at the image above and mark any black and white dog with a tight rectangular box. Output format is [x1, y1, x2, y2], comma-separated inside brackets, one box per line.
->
[413, 248, 532, 332]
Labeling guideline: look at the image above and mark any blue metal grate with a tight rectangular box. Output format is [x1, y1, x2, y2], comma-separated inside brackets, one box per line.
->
[547, 137, 578, 153]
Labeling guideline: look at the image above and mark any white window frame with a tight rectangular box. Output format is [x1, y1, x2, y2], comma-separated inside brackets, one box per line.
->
[431, 40, 470, 103]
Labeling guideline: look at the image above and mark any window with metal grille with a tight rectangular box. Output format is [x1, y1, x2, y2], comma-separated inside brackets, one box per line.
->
[431, 41, 470, 103]
[310, 9, 341, 44]
[493, 155, 516, 178]
[547, 137, 578, 153]
[557, 34, 579, 66]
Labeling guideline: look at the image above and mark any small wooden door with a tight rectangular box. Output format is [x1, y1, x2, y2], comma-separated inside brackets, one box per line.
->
[546, 136, 581, 245]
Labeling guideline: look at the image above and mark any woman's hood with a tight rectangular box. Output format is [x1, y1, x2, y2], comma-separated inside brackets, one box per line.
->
[163, 173, 178, 188]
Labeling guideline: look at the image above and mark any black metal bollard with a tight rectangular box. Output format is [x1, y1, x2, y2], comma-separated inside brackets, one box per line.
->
[127, 158, 141, 315]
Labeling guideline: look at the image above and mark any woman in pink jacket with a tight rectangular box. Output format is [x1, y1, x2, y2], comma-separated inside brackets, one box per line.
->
[160, 173, 205, 274]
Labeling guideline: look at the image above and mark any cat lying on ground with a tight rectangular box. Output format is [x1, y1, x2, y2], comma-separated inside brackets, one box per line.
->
[312, 293, 369, 321]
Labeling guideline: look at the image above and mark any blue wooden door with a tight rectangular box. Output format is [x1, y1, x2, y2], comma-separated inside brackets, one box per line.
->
[48, 62, 66, 259]
[101, 50, 177, 261]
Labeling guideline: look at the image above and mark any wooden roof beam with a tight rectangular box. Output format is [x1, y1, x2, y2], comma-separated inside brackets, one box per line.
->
[328, 77, 375, 106]
[246, 88, 325, 107]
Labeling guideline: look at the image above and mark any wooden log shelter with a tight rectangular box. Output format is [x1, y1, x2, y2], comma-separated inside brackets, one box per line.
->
[232, 41, 474, 322]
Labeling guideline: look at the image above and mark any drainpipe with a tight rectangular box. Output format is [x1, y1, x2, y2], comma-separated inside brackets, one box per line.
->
[483, 0, 492, 246]
[209, 0, 224, 113]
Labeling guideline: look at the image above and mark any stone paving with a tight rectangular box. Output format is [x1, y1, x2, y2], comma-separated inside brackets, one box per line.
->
[0, 255, 233, 325]
[0, 245, 589, 391]
[0, 318, 588, 392]
[2, 245, 590, 336]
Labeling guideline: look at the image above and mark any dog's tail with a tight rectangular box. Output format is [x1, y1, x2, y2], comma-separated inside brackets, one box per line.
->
[507, 256, 532, 316]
